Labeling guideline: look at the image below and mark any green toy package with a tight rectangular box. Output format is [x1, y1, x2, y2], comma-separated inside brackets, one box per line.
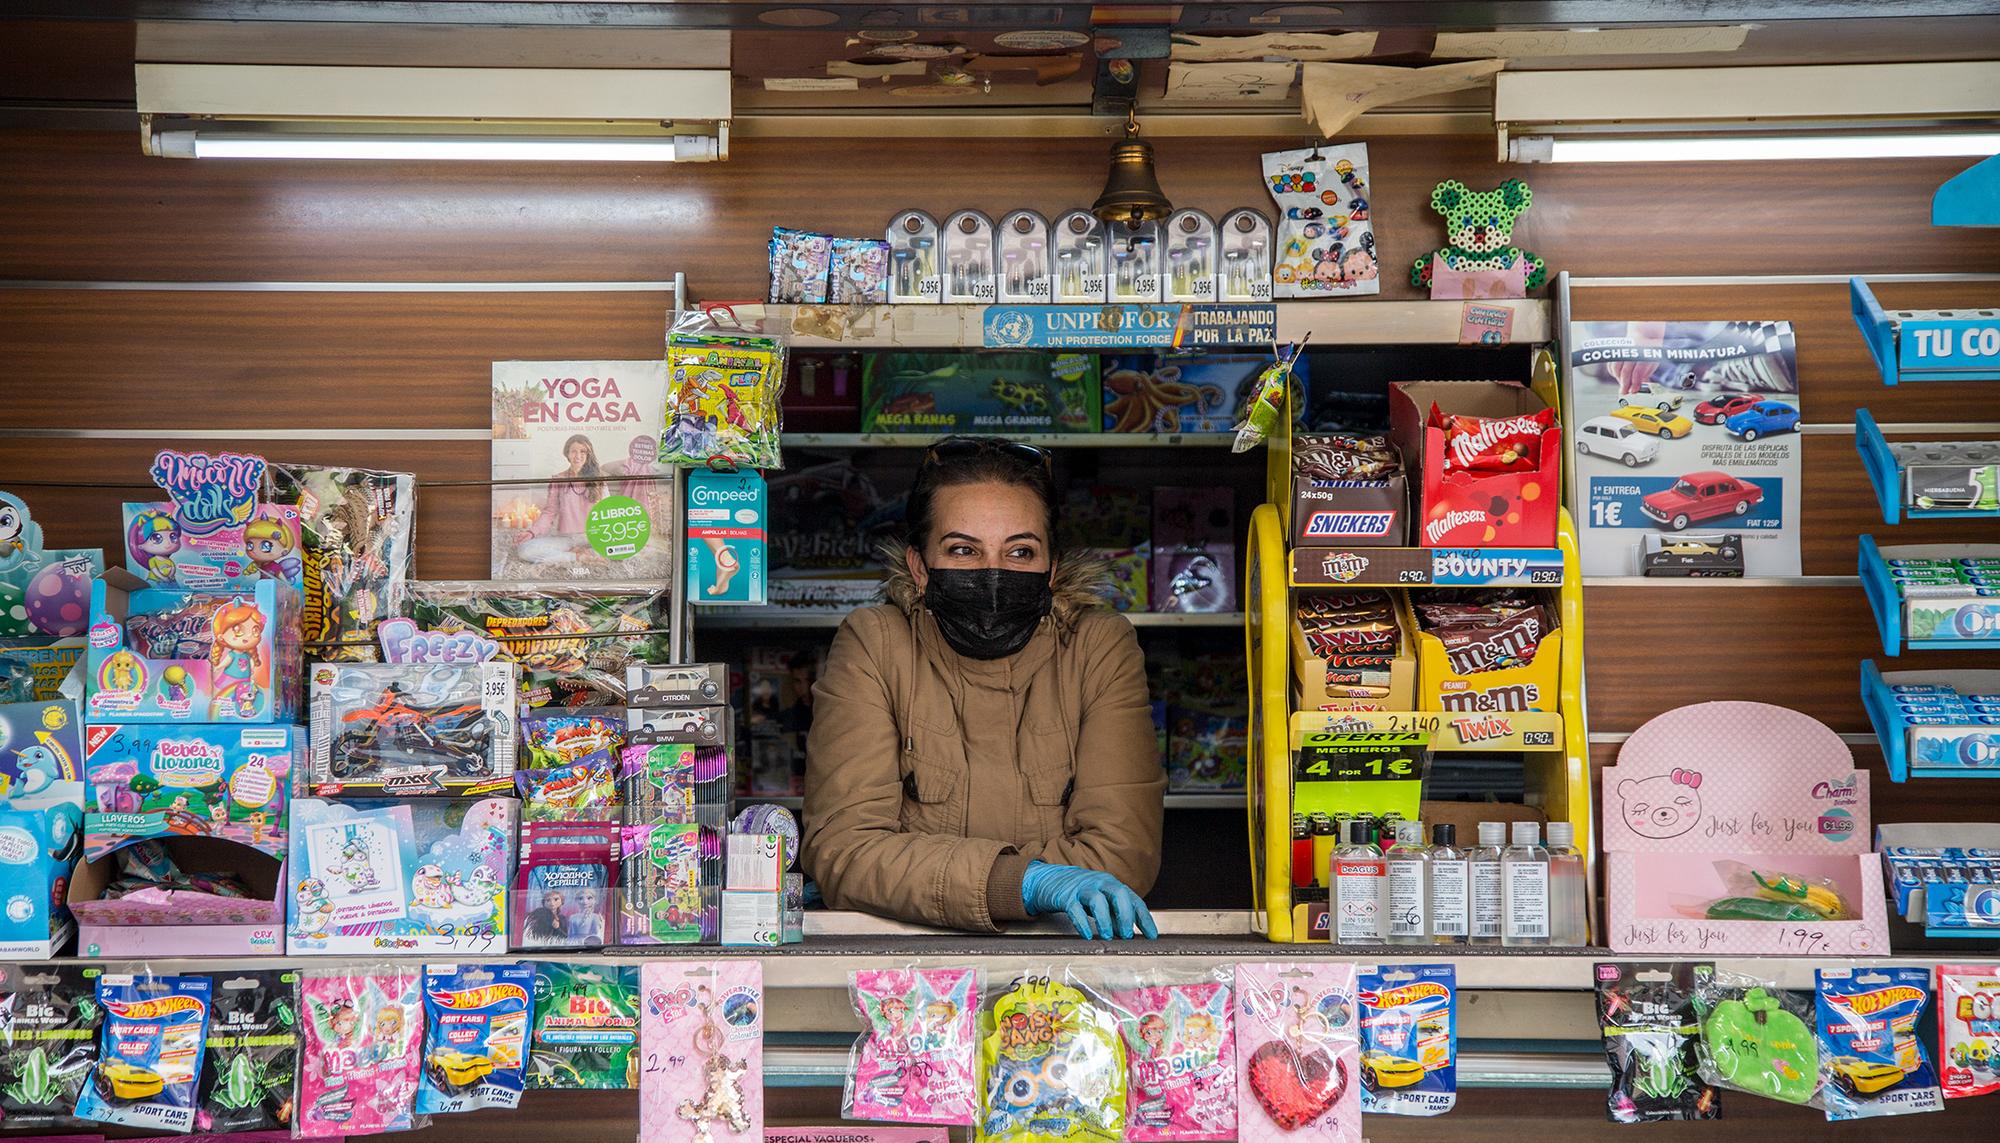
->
[1692, 967, 1818, 1107]
[529, 964, 640, 1090]
[1595, 962, 1718, 1123]
[980, 975, 1126, 1143]
[0, 964, 100, 1131]
[197, 969, 300, 1133]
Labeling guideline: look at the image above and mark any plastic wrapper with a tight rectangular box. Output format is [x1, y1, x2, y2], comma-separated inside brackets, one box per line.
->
[1230, 343, 1307, 454]
[843, 967, 979, 1126]
[664, 309, 786, 471]
[1937, 963, 2000, 1100]
[768, 227, 831, 304]
[307, 662, 518, 796]
[1816, 967, 1943, 1120]
[403, 580, 670, 708]
[75, 972, 212, 1133]
[1596, 962, 1717, 1123]
[1233, 963, 1357, 1143]
[266, 463, 415, 663]
[0, 964, 101, 1131]
[1071, 967, 1233, 1141]
[637, 961, 761, 1143]
[415, 963, 532, 1114]
[517, 751, 621, 822]
[1690, 967, 1818, 1107]
[513, 820, 618, 948]
[197, 969, 300, 1134]
[979, 975, 1124, 1143]
[1428, 405, 1555, 474]
[1263, 144, 1377, 299]
[529, 964, 639, 1090]
[521, 706, 627, 769]
[296, 965, 424, 1138]
[1710, 860, 1853, 921]
[1355, 964, 1455, 1117]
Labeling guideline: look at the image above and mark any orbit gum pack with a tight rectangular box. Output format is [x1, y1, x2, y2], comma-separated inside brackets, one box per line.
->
[1354, 964, 1456, 1116]
[74, 973, 212, 1134]
[1814, 967, 1943, 1121]
[197, 970, 299, 1134]
[1938, 964, 2000, 1099]
[415, 963, 533, 1114]
[0, 964, 101, 1131]
[529, 964, 639, 1090]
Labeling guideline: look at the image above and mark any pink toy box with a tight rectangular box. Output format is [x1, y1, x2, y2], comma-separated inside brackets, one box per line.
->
[86, 570, 301, 724]
[1602, 701, 1890, 956]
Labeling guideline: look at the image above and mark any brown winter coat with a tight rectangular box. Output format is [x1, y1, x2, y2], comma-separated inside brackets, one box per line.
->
[801, 549, 1165, 931]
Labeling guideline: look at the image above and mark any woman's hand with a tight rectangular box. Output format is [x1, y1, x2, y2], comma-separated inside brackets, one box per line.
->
[1021, 861, 1158, 941]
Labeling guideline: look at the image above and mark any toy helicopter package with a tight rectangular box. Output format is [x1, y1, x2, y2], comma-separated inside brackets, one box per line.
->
[1354, 964, 1456, 1117]
[0, 963, 102, 1131]
[1815, 967, 1943, 1121]
[1594, 962, 1717, 1123]
[1938, 964, 2000, 1100]
[197, 969, 300, 1134]
[307, 663, 517, 797]
[1691, 967, 1819, 1107]
[529, 964, 640, 1090]
[74, 972, 213, 1133]
[416, 963, 533, 1115]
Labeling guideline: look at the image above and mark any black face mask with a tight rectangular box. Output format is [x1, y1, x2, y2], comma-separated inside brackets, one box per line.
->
[922, 567, 1053, 660]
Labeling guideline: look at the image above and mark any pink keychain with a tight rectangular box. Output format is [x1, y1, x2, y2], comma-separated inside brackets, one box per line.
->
[295, 966, 423, 1138]
[640, 962, 763, 1143]
[1109, 981, 1236, 1141]
[843, 968, 980, 1126]
[1234, 965, 1359, 1143]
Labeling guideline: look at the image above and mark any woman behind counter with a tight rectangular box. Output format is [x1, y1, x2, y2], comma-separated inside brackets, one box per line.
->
[802, 437, 1165, 940]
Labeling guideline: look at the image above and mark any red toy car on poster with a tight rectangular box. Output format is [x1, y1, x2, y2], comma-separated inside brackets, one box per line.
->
[1692, 394, 1760, 425]
[1641, 471, 1765, 531]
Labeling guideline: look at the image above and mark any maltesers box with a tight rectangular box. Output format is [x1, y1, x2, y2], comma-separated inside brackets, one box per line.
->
[1603, 701, 1889, 956]
[1389, 380, 1560, 548]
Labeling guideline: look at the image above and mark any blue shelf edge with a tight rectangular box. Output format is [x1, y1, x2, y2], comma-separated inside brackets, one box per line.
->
[1858, 534, 1902, 657]
[1862, 659, 1913, 782]
[1852, 279, 1903, 386]
[1855, 408, 1903, 524]
[1923, 927, 2000, 939]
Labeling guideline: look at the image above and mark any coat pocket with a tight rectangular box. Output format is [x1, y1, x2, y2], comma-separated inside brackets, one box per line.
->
[1022, 755, 1076, 808]
[899, 749, 965, 834]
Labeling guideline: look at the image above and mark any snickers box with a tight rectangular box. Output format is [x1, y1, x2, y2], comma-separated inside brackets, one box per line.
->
[1291, 474, 1408, 547]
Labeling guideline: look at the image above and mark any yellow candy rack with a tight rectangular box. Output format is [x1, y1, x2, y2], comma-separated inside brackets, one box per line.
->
[1244, 351, 1594, 944]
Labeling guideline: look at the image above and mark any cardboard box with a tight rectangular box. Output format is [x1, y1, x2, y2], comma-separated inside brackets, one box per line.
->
[862, 352, 1100, 434]
[81, 722, 297, 861]
[627, 704, 733, 749]
[1389, 380, 1560, 548]
[687, 471, 768, 605]
[287, 796, 516, 955]
[69, 840, 285, 957]
[86, 570, 302, 724]
[1293, 474, 1409, 548]
[627, 663, 730, 707]
[1412, 592, 1562, 715]
[0, 778, 84, 957]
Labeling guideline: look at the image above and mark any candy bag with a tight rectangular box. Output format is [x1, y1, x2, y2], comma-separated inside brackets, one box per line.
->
[0, 964, 101, 1131]
[1233, 964, 1358, 1143]
[296, 966, 423, 1138]
[529, 964, 640, 1090]
[979, 976, 1124, 1143]
[1595, 962, 1717, 1123]
[843, 967, 979, 1126]
[1429, 406, 1554, 474]
[1816, 967, 1943, 1120]
[1938, 964, 2000, 1100]
[1355, 964, 1456, 1117]
[1690, 967, 1818, 1106]
[416, 963, 533, 1114]
[516, 748, 621, 822]
[75, 972, 212, 1133]
[1229, 342, 1307, 454]
[197, 970, 301, 1134]
[638, 961, 762, 1143]
[1077, 970, 1233, 1141]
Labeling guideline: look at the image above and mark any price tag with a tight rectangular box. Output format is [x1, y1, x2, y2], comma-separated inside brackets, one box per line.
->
[1777, 927, 1829, 955]
[1296, 751, 1419, 782]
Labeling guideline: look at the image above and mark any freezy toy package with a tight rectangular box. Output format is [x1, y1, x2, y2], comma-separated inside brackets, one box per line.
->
[843, 967, 979, 1127]
[638, 961, 762, 1143]
[1816, 967, 1942, 1121]
[1354, 964, 1456, 1117]
[296, 966, 423, 1138]
[74, 973, 212, 1134]
[287, 797, 515, 955]
[415, 963, 533, 1114]
[1233, 964, 1358, 1143]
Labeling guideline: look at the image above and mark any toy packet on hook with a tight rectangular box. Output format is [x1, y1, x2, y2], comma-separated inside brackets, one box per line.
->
[1815, 967, 1942, 1121]
[415, 963, 533, 1114]
[663, 309, 787, 471]
[0, 963, 103, 1131]
[1938, 964, 2000, 1100]
[1595, 962, 1717, 1123]
[75, 972, 213, 1134]
[1690, 967, 1818, 1107]
[1233, 963, 1358, 1143]
[638, 961, 763, 1143]
[844, 967, 979, 1126]
[979, 974, 1125, 1143]
[1231, 341, 1308, 454]
[529, 963, 640, 1090]
[296, 965, 423, 1138]
[1262, 143, 1377, 299]
[1355, 964, 1456, 1117]
[197, 970, 300, 1135]
[1076, 968, 1234, 1141]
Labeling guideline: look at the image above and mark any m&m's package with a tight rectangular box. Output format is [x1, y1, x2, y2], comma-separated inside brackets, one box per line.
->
[1595, 962, 1716, 1123]
[197, 970, 301, 1134]
[979, 976, 1125, 1143]
[529, 964, 640, 1090]
[1939, 964, 2000, 1100]
[0, 964, 101, 1132]
[74, 973, 213, 1133]
[1815, 967, 1943, 1121]
[1233, 964, 1358, 1143]
[843, 967, 979, 1126]
[1088, 972, 1235, 1141]
[416, 963, 533, 1114]
[1355, 964, 1456, 1117]
[296, 966, 423, 1138]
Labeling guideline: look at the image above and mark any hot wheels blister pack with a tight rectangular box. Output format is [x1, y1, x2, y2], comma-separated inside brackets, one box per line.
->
[1354, 964, 1456, 1116]
[1816, 967, 1943, 1120]
[75, 973, 212, 1133]
[416, 963, 532, 1114]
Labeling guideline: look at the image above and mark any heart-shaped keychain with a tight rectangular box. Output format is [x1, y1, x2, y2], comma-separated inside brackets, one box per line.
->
[1247, 1040, 1348, 1131]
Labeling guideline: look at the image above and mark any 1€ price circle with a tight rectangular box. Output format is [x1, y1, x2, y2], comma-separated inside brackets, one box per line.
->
[586, 495, 650, 560]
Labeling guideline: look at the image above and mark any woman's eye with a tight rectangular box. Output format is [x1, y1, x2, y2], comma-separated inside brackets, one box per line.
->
[946, 545, 975, 557]
[1009, 547, 1038, 560]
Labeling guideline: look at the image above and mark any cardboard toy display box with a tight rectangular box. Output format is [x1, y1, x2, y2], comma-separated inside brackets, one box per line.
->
[860, 351, 1100, 433]
[1389, 380, 1560, 548]
[69, 839, 286, 957]
[1412, 590, 1562, 715]
[1289, 594, 1417, 712]
[86, 568, 303, 724]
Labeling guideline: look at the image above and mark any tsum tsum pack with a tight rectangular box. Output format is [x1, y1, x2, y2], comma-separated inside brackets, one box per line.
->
[843, 967, 980, 1126]
[0, 490, 102, 641]
[1354, 964, 1456, 1116]
[415, 963, 533, 1114]
[75, 973, 212, 1134]
[979, 976, 1126, 1143]
[1816, 967, 1943, 1120]
[196, 970, 300, 1135]
[1262, 144, 1378, 299]
[529, 964, 640, 1090]
[1233, 964, 1358, 1143]
[638, 961, 763, 1143]
[296, 966, 423, 1138]
[1090, 973, 1235, 1141]
[288, 797, 516, 955]
[1938, 964, 2000, 1100]
[0, 963, 102, 1131]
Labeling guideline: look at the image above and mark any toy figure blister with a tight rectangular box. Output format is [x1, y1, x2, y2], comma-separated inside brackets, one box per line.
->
[1233, 964, 1358, 1143]
[308, 662, 517, 796]
[404, 580, 670, 708]
[843, 967, 980, 1127]
[288, 797, 515, 955]
[81, 723, 295, 862]
[530, 964, 640, 1090]
[1089, 974, 1235, 1141]
[197, 969, 300, 1134]
[0, 490, 103, 640]
[416, 963, 532, 1114]
[1815, 967, 1943, 1120]
[265, 463, 416, 664]
[663, 322, 785, 471]
[978, 976, 1125, 1143]
[1262, 144, 1377, 299]
[87, 576, 301, 724]
[638, 961, 762, 1143]
[1595, 962, 1718, 1123]
[296, 966, 423, 1137]
[1938, 964, 2000, 1100]
[1354, 964, 1456, 1117]
[75, 973, 212, 1133]
[0, 963, 101, 1130]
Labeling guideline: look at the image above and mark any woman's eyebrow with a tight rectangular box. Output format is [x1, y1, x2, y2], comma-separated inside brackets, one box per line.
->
[940, 531, 983, 544]
[1006, 532, 1043, 544]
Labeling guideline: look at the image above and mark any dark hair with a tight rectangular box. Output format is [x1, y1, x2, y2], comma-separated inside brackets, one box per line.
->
[903, 435, 1060, 551]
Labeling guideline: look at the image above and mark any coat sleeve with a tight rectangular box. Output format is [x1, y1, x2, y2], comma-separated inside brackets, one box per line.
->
[1035, 615, 1167, 895]
[801, 610, 1015, 932]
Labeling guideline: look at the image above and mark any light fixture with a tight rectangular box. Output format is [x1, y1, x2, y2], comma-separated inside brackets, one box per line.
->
[1510, 132, 2000, 164]
[154, 132, 721, 162]
[1092, 110, 1173, 227]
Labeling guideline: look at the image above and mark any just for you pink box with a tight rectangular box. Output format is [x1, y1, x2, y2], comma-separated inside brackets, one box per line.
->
[1602, 700, 1889, 956]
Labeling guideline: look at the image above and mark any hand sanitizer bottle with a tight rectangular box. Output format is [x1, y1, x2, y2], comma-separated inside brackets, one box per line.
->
[1333, 819, 1385, 944]
[1383, 819, 1429, 945]
[1502, 820, 1550, 947]
[1468, 821, 1506, 946]
[1428, 823, 1469, 944]
[1546, 820, 1589, 947]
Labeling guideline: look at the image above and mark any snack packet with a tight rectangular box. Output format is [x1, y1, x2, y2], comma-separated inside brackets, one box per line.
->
[1429, 406, 1555, 474]
[843, 967, 980, 1126]
[1816, 967, 1943, 1120]
[1595, 962, 1717, 1123]
[1938, 964, 2000, 1100]
[979, 976, 1124, 1143]
[296, 966, 423, 1138]
[638, 961, 762, 1143]
[75, 973, 213, 1133]
[516, 750, 621, 822]
[1355, 964, 1456, 1116]
[0, 964, 102, 1131]
[1234, 964, 1358, 1143]
[663, 318, 786, 471]
[416, 963, 533, 1114]
[1086, 972, 1234, 1141]
[197, 970, 301, 1134]
[529, 964, 640, 1090]
[1690, 967, 1818, 1106]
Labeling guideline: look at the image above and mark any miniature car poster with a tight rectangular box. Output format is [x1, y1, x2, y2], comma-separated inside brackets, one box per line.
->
[74, 973, 212, 1133]
[1567, 321, 1802, 576]
[196, 969, 299, 1134]
[416, 963, 532, 1114]
[0, 963, 101, 1131]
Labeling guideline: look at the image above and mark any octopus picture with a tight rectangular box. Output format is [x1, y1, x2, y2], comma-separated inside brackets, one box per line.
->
[1103, 365, 1227, 433]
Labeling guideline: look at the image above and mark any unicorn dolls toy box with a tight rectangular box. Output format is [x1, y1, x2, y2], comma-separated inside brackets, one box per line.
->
[287, 796, 516, 955]
[86, 570, 301, 724]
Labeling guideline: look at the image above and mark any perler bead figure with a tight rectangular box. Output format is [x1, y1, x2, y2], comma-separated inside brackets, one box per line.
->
[1411, 178, 1546, 291]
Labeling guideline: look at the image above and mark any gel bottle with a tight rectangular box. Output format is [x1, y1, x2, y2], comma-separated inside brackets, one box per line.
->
[1468, 821, 1507, 946]
[1383, 819, 1429, 945]
[1333, 819, 1385, 944]
[1546, 820, 1590, 946]
[1428, 823, 1469, 944]
[1502, 820, 1550, 948]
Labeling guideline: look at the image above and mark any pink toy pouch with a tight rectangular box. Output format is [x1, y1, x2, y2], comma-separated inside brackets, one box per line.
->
[843, 967, 981, 1126]
[1234, 964, 1359, 1143]
[1084, 972, 1236, 1142]
[639, 961, 763, 1143]
[295, 966, 424, 1138]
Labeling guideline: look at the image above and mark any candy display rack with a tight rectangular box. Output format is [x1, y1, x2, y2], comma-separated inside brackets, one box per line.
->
[1857, 536, 2000, 655]
[1855, 407, 2000, 524]
[1861, 660, 2000, 782]
[1851, 277, 2000, 385]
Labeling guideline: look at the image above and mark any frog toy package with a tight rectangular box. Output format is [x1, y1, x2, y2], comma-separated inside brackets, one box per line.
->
[979, 976, 1126, 1143]
[843, 967, 980, 1126]
[1595, 962, 1717, 1123]
[74, 973, 213, 1134]
[1815, 967, 1943, 1121]
[415, 963, 532, 1114]
[529, 964, 640, 1090]
[1233, 964, 1358, 1143]
[0, 963, 101, 1131]
[287, 797, 516, 955]
[1354, 964, 1456, 1117]
[296, 966, 423, 1138]
[197, 970, 300, 1134]
[0, 490, 103, 640]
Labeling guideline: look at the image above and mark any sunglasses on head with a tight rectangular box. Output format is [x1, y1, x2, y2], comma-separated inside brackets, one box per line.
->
[920, 437, 1053, 473]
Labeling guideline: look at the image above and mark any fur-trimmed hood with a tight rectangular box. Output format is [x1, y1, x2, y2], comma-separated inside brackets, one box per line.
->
[876, 541, 1111, 637]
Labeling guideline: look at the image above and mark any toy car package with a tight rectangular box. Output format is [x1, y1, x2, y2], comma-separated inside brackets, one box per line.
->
[1594, 962, 1717, 1123]
[75, 972, 212, 1133]
[1815, 967, 1943, 1120]
[529, 964, 639, 1090]
[1691, 967, 1818, 1107]
[296, 966, 423, 1138]
[1074, 968, 1233, 1141]
[0, 963, 101, 1131]
[403, 580, 671, 708]
[843, 967, 980, 1126]
[1355, 963, 1456, 1117]
[1938, 964, 2000, 1100]
[197, 969, 300, 1134]
[307, 662, 518, 796]
[637, 961, 762, 1143]
[415, 963, 532, 1114]
[978, 975, 1125, 1143]
[1233, 963, 1358, 1143]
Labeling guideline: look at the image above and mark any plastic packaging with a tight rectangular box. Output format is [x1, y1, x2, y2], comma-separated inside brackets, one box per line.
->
[197, 969, 301, 1134]
[266, 463, 415, 663]
[1230, 342, 1308, 455]
[1815, 967, 1943, 1120]
[0, 963, 102, 1131]
[1263, 144, 1378, 299]
[416, 963, 533, 1114]
[978, 975, 1124, 1143]
[664, 309, 787, 471]
[1690, 967, 1818, 1106]
[529, 964, 640, 1090]
[513, 820, 618, 948]
[403, 580, 671, 708]
[1233, 963, 1358, 1143]
[1217, 209, 1274, 303]
[75, 972, 212, 1133]
[1937, 963, 2000, 1099]
[887, 210, 942, 303]
[1078, 969, 1235, 1141]
[843, 967, 980, 1126]
[1051, 210, 1107, 303]
[1595, 962, 1717, 1123]
[638, 961, 762, 1143]
[1355, 964, 1456, 1116]
[829, 238, 891, 305]
[1706, 860, 1854, 922]
[307, 662, 518, 796]
[516, 750, 622, 822]
[296, 965, 423, 1138]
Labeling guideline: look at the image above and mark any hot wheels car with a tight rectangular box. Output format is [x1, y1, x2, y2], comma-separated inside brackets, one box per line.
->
[96, 1062, 166, 1102]
[1577, 416, 1661, 467]
[427, 1049, 495, 1091]
[1641, 472, 1764, 531]
[1359, 1049, 1426, 1091]
[1609, 405, 1694, 439]
[1828, 1055, 1905, 1096]
[1723, 401, 1800, 441]
[1693, 394, 1760, 425]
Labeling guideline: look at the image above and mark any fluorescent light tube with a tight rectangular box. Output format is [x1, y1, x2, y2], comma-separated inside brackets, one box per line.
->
[184, 134, 697, 161]
[1512, 132, 2000, 163]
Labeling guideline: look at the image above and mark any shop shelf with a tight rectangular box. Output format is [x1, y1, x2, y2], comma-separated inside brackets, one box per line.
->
[1861, 659, 2000, 782]
[738, 792, 1244, 811]
[697, 608, 1244, 628]
[1851, 277, 2000, 385]
[1858, 534, 2000, 655]
[782, 431, 1239, 449]
[1855, 407, 2000, 524]
[1292, 709, 1566, 753]
[1290, 544, 1564, 588]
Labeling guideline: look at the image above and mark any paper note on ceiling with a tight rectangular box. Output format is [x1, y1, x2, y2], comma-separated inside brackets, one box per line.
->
[1171, 31, 1378, 62]
[1299, 59, 1505, 136]
[827, 59, 929, 79]
[764, 77, 861, 91]
[1434, 25, 1752, 58]
[1164, 61, 1299, 106]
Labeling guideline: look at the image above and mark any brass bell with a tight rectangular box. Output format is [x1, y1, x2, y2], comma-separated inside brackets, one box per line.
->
[1092, 111, 1173, 227]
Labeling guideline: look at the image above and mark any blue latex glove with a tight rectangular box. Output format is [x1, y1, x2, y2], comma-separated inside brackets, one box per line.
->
[1020, 861, 1158, 941]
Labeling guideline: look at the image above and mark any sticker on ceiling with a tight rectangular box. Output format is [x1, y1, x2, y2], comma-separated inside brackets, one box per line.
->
[758, 7, 841, 27]
[888, 83, 980, 98]
[993, 30, 1090, 51]
[1164, 61, 1299, 105]
[855, 29, 920, 42]
[864, 41, 967, 60]
[1299, 60, 1504, 136]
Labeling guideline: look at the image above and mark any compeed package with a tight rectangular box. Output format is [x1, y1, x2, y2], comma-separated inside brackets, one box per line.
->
[197, 970, 300, 1134]
[979, 976, 1125, 1143]
[1938, 964, 2000, 1100]
[844, 967, 979, 1126]
[1355, 964, 1456, 1116]
[1816, 967, 1943, 1121]
[416, 963, 533, 1114]
[529, 964, 639, 1090]
[75, 972, 213, 1133]
[0, 963, 101, 1131]
[296, 966, 423, 1138]
[1595, 962, 1717, 1123]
